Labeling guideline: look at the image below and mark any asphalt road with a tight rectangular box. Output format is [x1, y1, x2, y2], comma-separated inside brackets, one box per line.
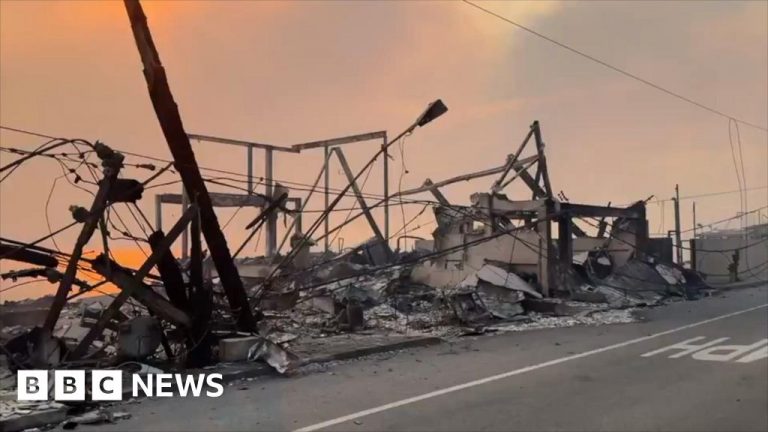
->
[94, 285, 768, 432]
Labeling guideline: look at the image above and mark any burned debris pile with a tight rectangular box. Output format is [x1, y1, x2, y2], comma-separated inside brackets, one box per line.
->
[1, 118, 712, 402]
[1, 115, 715, 375]
[0, 2, 714, 430]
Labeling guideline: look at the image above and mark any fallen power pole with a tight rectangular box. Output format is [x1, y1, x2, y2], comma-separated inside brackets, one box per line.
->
[123, 0, 257, 330]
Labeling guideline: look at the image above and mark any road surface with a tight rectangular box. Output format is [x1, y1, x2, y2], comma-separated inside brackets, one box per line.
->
[94, 285, 768, 432]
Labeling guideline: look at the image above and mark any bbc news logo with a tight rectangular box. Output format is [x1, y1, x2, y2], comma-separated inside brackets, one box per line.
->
[18, 370, 224, 401]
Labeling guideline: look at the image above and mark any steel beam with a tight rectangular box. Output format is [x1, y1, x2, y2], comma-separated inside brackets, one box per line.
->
[531, 121, 553, 199]
[383, 134, 389, 245]
[265, 148, 276, 257]
[422, 179, 450, 205]
[324, 145, 330, 252]
[187, 133, 297, 153]
[290, 131, 387, 151]
[492, 127, 535, 192]
[537, 201, 553, 297]
[558, 214, 574, 269]
[158, 192, 267, 207]
[497, 157, 540, 191]
[596, 201, 612, 238]
[561, 202, 644, 219]
[471, 195, 547, 213]
[333, 148, 390, 251]
[397, 156, 537, 198]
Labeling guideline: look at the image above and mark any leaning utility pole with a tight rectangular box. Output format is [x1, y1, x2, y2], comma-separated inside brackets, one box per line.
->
[44, 144, 122, 331]
[123, 0, 256, 330]
[673, 184, 683, 265]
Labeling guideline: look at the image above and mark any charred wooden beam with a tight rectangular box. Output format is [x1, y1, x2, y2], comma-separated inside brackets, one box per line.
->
[44, 145, 122, 332]
[91, 257, 191, 327]
[124, 0, 256, 330]
[0, 243, 58, 268]
[148, 231, 188, 312]
[71, 255, 192, 359]
[71, 206, 198, 359]
[185, 195, 212, 366]
[189, 195, 203, 297]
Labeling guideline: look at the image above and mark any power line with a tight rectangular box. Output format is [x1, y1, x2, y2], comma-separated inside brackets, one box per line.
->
[681, 205, 768, 234]
[0, 221, 79, 260]
[15, 123, 760, 259]
[0, 124, 553, 214]
[646, 186, 768, 204]
[462, 0, 768, 132]
[0, 125, 58, 140]
[727, 118, 746, 230]
[0, 124, 462, 209]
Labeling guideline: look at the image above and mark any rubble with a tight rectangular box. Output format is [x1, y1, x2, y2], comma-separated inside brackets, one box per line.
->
[117, 317, 163, 359]
[489, 308, 638, 332]
[61, 409, 131, 429]
[220, 336, 262, 363]
[459, 264, 542, 299]
[0, 399, 68, 432]
[246, 338, 299, 374]
[0, 19, 715, 429]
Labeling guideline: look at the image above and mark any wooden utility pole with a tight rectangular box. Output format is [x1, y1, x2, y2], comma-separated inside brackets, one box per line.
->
[692, 201, 697, 238]
[691, 201, 698, 270]
[123, 0, 256, 330]
[674, 184, 683, 265]
[44, 144, 122, 331]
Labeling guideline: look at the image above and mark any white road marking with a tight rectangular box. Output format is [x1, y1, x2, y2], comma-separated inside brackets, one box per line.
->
[294, 303, 768, 432]
[641, 336, 768, 362]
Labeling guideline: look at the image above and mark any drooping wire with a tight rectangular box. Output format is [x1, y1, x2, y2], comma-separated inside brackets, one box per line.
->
[461, 1, 768, 133]
[221, 206, 244, 231]
[681, 205, 768, 234]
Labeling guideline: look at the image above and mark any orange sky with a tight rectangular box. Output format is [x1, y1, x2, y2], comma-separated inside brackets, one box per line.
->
[1, 0, 766, 301]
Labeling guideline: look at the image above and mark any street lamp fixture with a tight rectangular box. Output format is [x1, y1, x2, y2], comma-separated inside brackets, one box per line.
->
[389, 99, 449, 145]
[416, 99, 448, 128]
